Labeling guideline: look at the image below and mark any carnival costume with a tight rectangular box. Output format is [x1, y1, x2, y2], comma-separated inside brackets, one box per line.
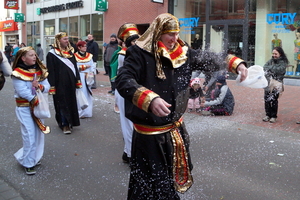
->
[74, 51, 94, 118]
[116, 13, 246, 199]
[115, 23, 140, 161]
[12, 47, 50, 172]
[46, 32, 82, 131]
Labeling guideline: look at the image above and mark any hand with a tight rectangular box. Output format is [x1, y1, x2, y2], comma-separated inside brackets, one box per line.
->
[237, 64, 248, 82]
[149, 98, 171, 117]
[86, 65, 91, 69]
[32, 80, 39, 88]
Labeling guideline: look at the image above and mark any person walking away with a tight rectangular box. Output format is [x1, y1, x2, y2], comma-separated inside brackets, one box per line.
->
[4, 43, 12, 65]
[46, 32, 82, 134]
[36, 43, 44, 62]
[86, 34, 99, 89]
[201, 75, 235, 116]
[11, 44, 20, 64]
[262, 46, 288, 123]
[104, 34, 118, 94]
[74, 41, 94, 118]
[116, 13, 248, 199]
[11, 47, 50, 175]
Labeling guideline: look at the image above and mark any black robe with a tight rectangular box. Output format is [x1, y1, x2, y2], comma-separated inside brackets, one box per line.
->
[46, 51, 81, 128]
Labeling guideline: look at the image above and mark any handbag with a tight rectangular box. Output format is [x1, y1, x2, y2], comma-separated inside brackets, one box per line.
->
[86, 72, 94, 86]
[76, 89, 89, 110]
[33, 89, 51, 119]
[0, 71, 5, 91]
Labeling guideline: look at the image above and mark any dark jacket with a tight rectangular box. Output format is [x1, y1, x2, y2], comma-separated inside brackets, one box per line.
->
[86, 39, 99, 62]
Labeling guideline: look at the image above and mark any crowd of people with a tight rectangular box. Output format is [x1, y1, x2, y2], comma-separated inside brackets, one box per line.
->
[0, 12, 295, 199]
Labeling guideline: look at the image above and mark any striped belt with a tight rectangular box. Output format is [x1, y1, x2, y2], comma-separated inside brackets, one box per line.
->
[134, 117, 193, 193]
[16, 98, 30, 107]
[133, 117, 183, 135]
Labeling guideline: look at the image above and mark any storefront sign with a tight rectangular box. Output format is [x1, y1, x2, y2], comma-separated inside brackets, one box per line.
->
[266, 13, 296, 25]
[178, 17, 199, 34]
[152, 0, 163, 3]
[95, 0, 107, 12]
[4, 0, 19, 10]
[37, 0, 83, 15]
[14, 13, 25, 22]
[0, 20, 18, 32]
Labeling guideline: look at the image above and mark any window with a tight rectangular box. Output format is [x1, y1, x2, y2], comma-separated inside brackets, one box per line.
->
[44, 19, 55, 36]
[59, 18, 68, 33]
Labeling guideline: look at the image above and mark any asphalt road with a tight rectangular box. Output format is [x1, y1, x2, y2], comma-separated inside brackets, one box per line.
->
[1, 78, 300, 200]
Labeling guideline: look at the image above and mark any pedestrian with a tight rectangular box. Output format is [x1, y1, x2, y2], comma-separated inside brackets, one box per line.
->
[46, 32, 82, 134]
[74, 40, 94, 118]
[262, 46, 288, 123]
[20, 43, 26, 48]
[4, 43, 12, 65]
[11, 44, 20, 63]
[109, 40, 123, 96]
[86, 34, 99, 89]
[11, 46, 50, 175]
[36, 43, 44, 62]
[187, 77, 204, 113]
[201, 75, 235, 116]
[115, 23, 140, 163]
[104, 33, 118, 94]
[0, 50, 12, 90]
[116, 13, 248, 199]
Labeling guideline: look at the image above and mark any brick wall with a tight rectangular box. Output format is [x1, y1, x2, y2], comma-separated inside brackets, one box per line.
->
[103, 0, 168, 42]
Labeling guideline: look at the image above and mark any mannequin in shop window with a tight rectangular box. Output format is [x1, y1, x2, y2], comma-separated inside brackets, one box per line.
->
[192, 34, 202, 49]
[294, 32, 300, 75]
[272, 33, 282, 49]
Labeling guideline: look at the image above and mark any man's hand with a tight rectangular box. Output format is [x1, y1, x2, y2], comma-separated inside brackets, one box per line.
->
[149, 98, 171, 117]
[237, 64, 248, 82]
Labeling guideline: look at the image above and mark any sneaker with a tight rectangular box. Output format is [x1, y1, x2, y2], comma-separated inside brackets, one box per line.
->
[296, 121, 300, 124]
[25, 167, 36, 175]
[262, 116, 270, 122]
[63, 126, 71, 134]
[269, 118, 277, 123]
[36, 161, 41, 166]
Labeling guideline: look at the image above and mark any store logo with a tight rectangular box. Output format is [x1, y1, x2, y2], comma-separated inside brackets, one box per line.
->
[179, 17, 199, 28]
[3, 23, 12, 29]
[6, 1, 17, 8]
[266, 13, 296, 25]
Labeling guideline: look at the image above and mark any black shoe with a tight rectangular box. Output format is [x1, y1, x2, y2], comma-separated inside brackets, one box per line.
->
[96, 69, 99, 74]
[103, 73, 109, 76]
[25, 167, 36, 175]
[108, 90, 113, 93]
[122, 152, 130, 163]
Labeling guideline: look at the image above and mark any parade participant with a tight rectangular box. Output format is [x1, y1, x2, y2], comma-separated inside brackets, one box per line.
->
[116, 13, 248, 199]
[115, 23, 140, 163]
[46, 32, 82, 134]
[74, 41, 94, 118]
[263, 46, 288, 123]
[11, 47, 50, 175]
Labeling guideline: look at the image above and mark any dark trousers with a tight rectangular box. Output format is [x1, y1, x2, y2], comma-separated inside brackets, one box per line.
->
[264, 90, 279, 118]
[104, 62, 110, 75]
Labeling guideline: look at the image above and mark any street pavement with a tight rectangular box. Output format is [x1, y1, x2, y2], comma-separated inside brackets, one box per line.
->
[1, 69, 300, 200]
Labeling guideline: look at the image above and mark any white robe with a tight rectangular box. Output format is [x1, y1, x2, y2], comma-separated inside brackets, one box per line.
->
[77, 59, 94, 118]
[115, 54, 133, 157]
[13, 77, 50, 168]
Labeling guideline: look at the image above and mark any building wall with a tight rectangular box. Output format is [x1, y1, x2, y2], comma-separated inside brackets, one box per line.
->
[103, 0, 168, 42]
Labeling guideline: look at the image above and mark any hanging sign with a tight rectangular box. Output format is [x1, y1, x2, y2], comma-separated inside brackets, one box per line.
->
[0, 20, 18, 32]
[4, 0, 19, 10]
[95, 0, 107, 12]
[14, 13, 25, 22]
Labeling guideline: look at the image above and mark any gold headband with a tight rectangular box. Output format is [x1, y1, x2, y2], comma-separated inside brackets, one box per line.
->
[55, 32, 68, 40]
[161, 16, 180, 34]
[117, 23, 140, 42]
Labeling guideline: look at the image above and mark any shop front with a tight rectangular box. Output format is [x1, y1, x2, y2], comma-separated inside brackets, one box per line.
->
[174, 0, 300, 78]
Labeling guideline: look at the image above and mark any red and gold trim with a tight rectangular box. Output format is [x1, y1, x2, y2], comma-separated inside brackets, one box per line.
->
[78, 65, 88, 71]
[49, 86, 56, 95]
[54, 48, 73, 58]
[30, 96, 39, 107]
[133, 117, 193, 193]
[74, 52, 93, 63]
[226, 54, 245, 74]
[12, 68, 43, 81]
[16, 98, 30, 107]
[76, 81, 82, 89]
[132, 87, 159, 112]
[32, 113, 51, 134]
[118, 47, 127, 56]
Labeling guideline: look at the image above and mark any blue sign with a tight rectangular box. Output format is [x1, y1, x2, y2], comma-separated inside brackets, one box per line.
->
[266, 13, 296, 25]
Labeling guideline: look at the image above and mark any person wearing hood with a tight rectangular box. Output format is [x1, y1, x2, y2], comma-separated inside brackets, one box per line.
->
[188, 77, 204, 113]
[263, 46, 288, 123]
[46, 32, 82, 134]
[104, 33, 119, 94]
[116, 13, 248, 199]
[11, 47, 50, 175]
[201, 75, 235, 116]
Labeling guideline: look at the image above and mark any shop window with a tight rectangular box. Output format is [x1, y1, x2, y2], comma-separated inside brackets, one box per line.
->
[44, 19, 55, 36]
[59, 18, 68, 33]
[80, 15, 90, 40]
[192, 1, 201, 16]
[69, 16, 79, 41]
